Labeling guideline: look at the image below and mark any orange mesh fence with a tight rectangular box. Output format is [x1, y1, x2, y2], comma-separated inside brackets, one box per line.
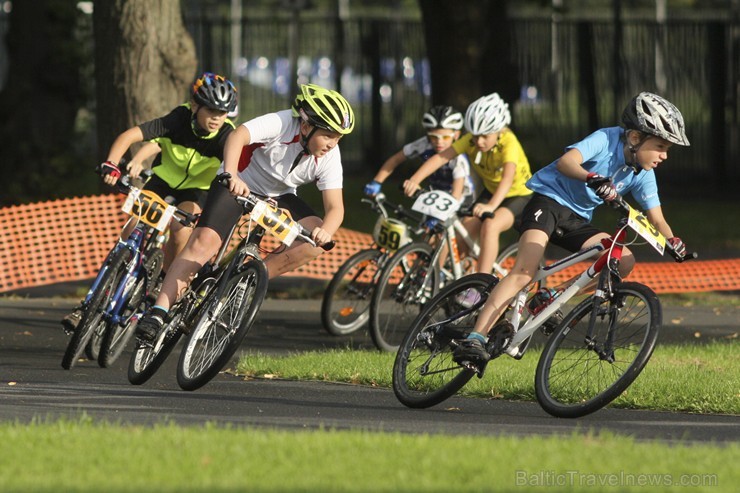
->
[1, 194, 739, 294]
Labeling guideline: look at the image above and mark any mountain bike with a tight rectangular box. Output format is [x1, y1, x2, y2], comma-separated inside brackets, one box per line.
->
[368, 190, 525, 352]
[392, 194, 696, 418]
[127, 174, 332, 390]
[61, 175, 197, 370]
[321, 192, 425, 336]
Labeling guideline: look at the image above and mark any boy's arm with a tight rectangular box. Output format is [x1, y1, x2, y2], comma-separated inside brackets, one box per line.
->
[554, 148, 588, 181]
[101, 126, 144, 185]
[127, 141, 161, 178]
[403, 147, 458, 196]
[314, 188, 344, 245]
[221, 125, 252, 196]
[450, 176, 465, 202]
[373, 150, 406, 183]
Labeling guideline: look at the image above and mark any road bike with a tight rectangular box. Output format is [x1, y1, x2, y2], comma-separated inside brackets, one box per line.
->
[320, 192, 425, 336]
[392, 194, 696, 418]
[368, 190, 525, 352]
[61, 175, 196, 370]
[128, 174, 332, 390]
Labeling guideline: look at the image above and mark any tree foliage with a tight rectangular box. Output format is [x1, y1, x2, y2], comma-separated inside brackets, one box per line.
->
[419, 0, 519, 112]
[0, 0, 88, 206]
[92, 0, 197, 163]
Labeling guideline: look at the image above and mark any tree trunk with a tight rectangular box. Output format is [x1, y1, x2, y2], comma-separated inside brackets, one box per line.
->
[93, 0, 197, 163]
[419, 0, 518, 112]
[0, 0, 85, 205]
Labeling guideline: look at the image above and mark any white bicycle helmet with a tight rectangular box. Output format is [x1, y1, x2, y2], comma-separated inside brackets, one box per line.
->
[464, 92, 511, 135]
[622, 92, 690, 146]
[422, 105, 464, 130]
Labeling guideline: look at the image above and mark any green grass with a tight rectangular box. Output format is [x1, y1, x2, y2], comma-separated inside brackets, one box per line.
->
[236, 342, 740, 415]
[1, 419, 736, 492]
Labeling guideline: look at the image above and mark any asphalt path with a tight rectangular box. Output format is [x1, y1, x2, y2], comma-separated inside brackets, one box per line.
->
[0, 295, 738, 443]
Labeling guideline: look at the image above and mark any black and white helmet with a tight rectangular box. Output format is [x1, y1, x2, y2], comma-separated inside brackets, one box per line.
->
[622, 92, 690, 146]
[422, 105, 464, 130]
[464, 92, 511, 135]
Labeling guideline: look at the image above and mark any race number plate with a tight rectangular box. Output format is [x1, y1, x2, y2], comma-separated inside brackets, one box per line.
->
[251, 200, 300, 246]
[411, 190, 460, 221]
[627, 205, 666, 255]
[373, 218, 410, 252]
[121, 189, 176, 232]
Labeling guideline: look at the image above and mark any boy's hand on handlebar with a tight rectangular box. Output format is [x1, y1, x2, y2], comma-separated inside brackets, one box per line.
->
[227, 174, 250, 197]
[586, 173, 618, 202]
[97, 161, 122, 186]
[402, 179, 421, 197]
[311, 227, 332, 247]
[473, 203, 495, 218]
[667, 236, 687, 257]
[126, 160, 144, 179]
[364, 180, 382, 196]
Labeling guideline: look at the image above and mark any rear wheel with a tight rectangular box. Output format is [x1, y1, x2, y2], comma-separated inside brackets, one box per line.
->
[392, 273, 497, 408]
[177, 260, 269, 391]
[62, 248, 130, 369]
[321, 248, 385, 336]
[370, 242, 437, 352]
[535, 282, 661, 418]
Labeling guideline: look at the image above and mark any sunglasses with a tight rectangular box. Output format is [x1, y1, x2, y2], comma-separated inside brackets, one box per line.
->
[427, 133, 455, 141]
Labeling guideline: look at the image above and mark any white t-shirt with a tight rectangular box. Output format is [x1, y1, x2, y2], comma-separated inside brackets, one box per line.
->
[225, 109, 343, 197]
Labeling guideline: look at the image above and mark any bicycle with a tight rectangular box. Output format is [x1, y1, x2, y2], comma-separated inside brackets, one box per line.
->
[368, 189, 524, 352]
[127, 174, 332, 390]
[61, 175, 197, 370]
[392, 194, 696, 418]
[320, 192, 425, 336]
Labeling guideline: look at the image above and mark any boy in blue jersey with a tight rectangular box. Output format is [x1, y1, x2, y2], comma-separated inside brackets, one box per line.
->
[454, 92, 692, 367]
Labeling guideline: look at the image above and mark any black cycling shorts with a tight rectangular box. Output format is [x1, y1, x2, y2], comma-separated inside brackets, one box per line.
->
[473, 190, 532, 220]
[517, 193, 602, 252]
[143, 174, 209, 209]
[197, 178, 319, 242]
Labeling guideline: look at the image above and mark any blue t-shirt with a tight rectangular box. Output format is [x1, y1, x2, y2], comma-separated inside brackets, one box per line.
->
[526, 127, 660, 220]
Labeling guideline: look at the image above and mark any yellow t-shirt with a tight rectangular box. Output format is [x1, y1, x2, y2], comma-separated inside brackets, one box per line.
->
[452, 129, 532, 198]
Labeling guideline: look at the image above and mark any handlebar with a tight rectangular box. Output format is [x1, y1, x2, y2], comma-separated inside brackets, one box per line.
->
[610, 194, 697, 263]
[116, 173, 199, 228]
[218, 172, 334, 251]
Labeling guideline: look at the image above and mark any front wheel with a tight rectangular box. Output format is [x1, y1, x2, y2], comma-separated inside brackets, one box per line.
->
[177, 260, 269, 391]
[321, 248, 385, 336]
[393, 273, 497, 408]
[62, 248, 130, 370]
[534, 282, 661, 418]
[370, 242, 437, 352]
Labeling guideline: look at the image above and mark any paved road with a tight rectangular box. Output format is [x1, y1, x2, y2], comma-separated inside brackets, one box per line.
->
[0, 296, 737, 443]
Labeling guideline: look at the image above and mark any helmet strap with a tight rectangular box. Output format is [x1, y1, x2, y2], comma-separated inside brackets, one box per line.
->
[625, 130, 649, 175]
[291, 122, 317, 173]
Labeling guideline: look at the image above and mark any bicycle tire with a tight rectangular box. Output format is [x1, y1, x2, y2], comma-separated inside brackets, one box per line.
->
[534, 282, 661, 418]
[62, 247, 131, 369]
[177, 259, 269, 391]
[370, 242, 437, 352]
[99, 249, 164, 368]
[392, 273, 497, 408]
[321, 248, 385, 336]
[127, 308, 185, 385]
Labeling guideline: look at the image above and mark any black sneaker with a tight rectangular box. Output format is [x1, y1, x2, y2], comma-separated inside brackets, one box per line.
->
[61, 308, 83, 334]
[452, 338, 490, 370]
[135, 310, 166, 342]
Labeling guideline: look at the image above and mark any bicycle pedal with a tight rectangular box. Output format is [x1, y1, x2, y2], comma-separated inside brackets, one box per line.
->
[486, 319, 514, 359]
[460, 360, 486, 378]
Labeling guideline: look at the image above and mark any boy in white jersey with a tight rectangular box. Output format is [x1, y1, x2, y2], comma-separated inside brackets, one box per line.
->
[364, 105, 474, 207]
[135, 84, 354, 341]
[454, 92, 691, 368]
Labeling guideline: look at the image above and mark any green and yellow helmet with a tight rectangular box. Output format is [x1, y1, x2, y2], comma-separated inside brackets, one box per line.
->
[292, 83, 354, 135]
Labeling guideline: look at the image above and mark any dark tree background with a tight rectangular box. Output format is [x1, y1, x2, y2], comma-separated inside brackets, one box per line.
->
[92, 0, 197, 164]
[0, 0, 86, 206]
[420, 0, 519, 111]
